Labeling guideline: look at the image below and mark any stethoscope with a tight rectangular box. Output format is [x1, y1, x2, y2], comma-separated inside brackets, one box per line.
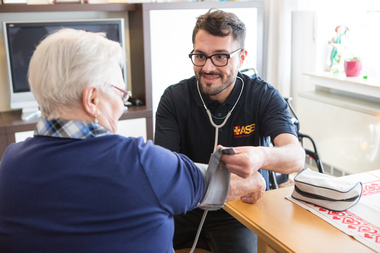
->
[196, 76, 245, 152]
[187, 76, 245, 253]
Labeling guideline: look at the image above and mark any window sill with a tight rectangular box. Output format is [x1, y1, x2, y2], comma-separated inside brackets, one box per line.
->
[304, 71, 380, 100]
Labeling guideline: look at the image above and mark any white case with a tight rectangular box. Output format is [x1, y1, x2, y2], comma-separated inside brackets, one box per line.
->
[291, 168, 362, 212]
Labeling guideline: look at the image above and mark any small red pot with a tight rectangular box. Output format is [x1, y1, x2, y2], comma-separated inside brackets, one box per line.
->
[344, 60, 363, 77]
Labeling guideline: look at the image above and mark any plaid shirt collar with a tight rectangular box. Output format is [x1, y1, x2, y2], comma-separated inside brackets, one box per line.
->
[34, 118, 112, 139]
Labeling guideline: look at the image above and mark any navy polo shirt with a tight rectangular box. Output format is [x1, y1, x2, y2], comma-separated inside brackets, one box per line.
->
[155, 72, 297, 189]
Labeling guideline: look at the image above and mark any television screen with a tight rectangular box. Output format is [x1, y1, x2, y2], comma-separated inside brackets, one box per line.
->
[2, 19, 126, 119]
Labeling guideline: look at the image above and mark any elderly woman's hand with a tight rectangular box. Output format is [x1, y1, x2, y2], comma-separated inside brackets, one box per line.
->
[226, 171, 266, 204]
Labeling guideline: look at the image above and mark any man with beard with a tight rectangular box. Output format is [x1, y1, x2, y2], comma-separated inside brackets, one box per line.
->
[154, 8, 305, 253]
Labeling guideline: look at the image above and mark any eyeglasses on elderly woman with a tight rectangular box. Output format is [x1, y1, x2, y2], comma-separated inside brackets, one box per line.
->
[106, 83, 132, 105]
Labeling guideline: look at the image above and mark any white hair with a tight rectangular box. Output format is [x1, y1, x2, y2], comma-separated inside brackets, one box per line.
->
[28, 28, 125, 119]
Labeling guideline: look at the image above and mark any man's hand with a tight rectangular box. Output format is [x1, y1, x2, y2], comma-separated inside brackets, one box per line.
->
[226, 171, 266, 204]
[218, 135, 305, 177]
[219, 145, 264, 178]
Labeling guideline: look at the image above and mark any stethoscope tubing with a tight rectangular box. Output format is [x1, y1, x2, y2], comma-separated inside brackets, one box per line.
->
[196, 76, 245, 151]
[189, 76, 245, 253]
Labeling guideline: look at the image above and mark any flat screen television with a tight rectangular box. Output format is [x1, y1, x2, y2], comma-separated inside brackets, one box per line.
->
[2, 19, 126, 120]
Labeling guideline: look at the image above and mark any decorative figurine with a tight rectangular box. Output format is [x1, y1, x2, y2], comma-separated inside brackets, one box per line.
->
[329, 25, 350, 73]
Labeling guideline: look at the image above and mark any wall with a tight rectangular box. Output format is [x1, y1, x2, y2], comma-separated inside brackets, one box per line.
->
[291, 10, 380, 174]
[0, 11, 131, 112]
[291, 10, 380, 111]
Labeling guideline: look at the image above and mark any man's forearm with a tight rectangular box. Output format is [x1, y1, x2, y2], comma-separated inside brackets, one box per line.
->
[221, 142, 305, 179]
[259, 143, 305, 175]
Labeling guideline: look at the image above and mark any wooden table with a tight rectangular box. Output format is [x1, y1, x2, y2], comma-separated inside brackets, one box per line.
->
[224, 170, 380, 253]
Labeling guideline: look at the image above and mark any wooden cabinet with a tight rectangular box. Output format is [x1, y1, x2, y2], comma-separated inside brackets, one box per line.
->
[0, 3, 135, 12]
[0, 116, 6, 161]
[0, 106, 152, 160]
[0, 3, 152, 160]
[0, 2, 152, 122]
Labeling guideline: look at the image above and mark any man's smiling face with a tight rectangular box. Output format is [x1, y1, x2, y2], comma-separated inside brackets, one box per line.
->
[193, 29, 245, 103]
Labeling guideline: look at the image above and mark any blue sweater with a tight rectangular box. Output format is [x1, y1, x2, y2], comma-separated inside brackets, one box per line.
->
[0, 135, 205, 253]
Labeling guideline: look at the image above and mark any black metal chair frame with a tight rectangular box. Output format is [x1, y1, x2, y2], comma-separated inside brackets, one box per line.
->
[269, 97, 325, 189]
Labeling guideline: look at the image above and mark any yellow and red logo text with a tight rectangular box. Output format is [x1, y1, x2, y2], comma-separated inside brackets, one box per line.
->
[233, 123, 255, 137]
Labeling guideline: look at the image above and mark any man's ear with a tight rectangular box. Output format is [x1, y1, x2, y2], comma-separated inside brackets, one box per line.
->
[239, 49, 248, 68]
[82, 86, 99, 116]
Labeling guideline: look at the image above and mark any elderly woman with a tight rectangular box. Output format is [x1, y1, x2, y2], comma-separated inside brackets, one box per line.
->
[0, 28, 205, 253]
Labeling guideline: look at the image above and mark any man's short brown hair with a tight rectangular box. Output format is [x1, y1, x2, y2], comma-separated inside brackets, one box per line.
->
[192, 8, 246, 48]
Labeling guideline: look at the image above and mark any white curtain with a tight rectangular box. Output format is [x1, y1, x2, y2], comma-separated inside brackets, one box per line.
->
[262, 0, 297, 98]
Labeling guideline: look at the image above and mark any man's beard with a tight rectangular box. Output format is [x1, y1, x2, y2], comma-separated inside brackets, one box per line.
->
[196, 70, 233, 96]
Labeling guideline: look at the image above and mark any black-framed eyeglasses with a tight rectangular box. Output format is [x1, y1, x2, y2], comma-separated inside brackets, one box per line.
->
[189, 48, 242, 67]
[109, 84, 132, 105]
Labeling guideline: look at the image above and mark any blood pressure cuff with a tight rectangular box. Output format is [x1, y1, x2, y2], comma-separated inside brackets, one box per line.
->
[195, 147, 234, 211]
[291, 168, 362, 212]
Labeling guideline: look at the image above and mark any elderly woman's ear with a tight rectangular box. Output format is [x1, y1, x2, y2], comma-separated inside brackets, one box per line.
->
[82, 86, 100, 119]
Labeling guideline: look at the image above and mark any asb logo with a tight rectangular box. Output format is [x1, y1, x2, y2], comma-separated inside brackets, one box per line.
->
[233, 123, 255, 137]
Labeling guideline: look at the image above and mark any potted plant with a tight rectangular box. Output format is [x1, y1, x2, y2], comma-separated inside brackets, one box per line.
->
[344, 56, 362, 77]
